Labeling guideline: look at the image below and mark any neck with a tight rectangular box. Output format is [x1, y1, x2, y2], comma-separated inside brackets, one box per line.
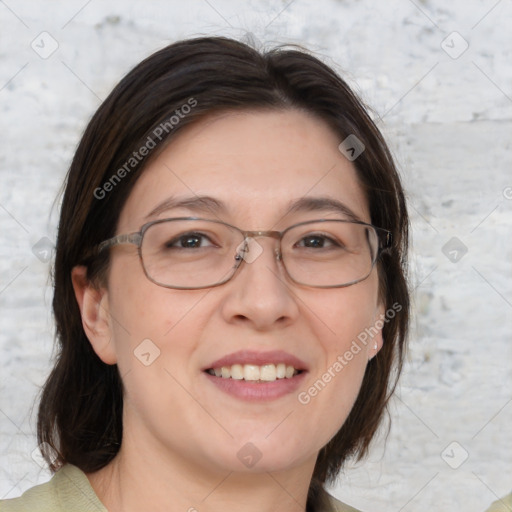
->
[87, 429, 318, 512]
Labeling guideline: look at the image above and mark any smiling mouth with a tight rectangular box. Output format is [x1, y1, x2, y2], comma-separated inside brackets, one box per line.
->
[205, 363, 304, 382]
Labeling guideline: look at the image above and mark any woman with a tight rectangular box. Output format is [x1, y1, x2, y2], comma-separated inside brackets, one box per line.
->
[1, 36, 409, 512]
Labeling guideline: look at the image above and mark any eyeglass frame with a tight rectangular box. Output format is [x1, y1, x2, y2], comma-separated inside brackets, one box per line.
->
[95, 216, 393, 290]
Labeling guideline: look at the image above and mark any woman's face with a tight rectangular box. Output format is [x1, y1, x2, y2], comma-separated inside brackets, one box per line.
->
[82, 109, 384, 476]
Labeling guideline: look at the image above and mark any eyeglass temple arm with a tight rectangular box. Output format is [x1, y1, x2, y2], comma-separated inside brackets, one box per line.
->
[98, 233, 142, 253]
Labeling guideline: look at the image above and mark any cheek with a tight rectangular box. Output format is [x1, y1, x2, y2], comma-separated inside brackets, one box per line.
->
[106, 255, 211, 371]
[106, 264, 213, 428]
[299, 276, 379, 422]
[310, 273, 380, 355]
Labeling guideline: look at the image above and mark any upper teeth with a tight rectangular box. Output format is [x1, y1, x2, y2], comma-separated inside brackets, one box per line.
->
[207, 363, 299, 381]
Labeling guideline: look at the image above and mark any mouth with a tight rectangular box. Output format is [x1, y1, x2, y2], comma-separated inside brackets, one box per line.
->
[205, 363, 304, 382]
[202, 350, 308, 401]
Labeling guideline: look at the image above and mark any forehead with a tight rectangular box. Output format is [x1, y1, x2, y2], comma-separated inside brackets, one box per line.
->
[118, 109, 370, 231]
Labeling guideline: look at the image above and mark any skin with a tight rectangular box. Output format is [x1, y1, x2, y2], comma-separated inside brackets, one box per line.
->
[72, 109, 384, 512]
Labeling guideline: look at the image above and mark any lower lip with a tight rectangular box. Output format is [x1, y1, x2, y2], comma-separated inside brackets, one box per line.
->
[203, 371, 307, 401]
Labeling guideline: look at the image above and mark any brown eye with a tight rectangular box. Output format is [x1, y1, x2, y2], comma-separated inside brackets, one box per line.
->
[165, 233, 214, 249]
[296, 234, 341, 249]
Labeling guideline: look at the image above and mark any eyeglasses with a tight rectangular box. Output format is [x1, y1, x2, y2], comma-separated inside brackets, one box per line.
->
[96, 217, 392, 290]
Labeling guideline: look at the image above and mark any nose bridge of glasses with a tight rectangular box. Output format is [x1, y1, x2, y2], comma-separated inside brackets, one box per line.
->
[238, 230, 283, 261]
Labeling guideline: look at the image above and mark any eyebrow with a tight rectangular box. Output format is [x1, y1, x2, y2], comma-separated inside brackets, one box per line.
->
[144, 195, 363, 223]
[145, 195, 227, 220]
[285, 196, 363, 223]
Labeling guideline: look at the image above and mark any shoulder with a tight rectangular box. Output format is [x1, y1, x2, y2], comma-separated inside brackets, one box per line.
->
[484, 492, 512, 512]
[0, 464, 107, 512]
[325, 493, 364, 512]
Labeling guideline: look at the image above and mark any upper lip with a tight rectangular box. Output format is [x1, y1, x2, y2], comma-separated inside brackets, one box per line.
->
[204, 350, 309, 371]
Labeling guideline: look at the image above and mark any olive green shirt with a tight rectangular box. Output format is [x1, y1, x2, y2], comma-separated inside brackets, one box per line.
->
[485, 492, 512, 512]
[0, 464, 361, 512]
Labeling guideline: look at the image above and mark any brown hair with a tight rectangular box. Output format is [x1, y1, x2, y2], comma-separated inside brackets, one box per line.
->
[38, 36, 409, 511]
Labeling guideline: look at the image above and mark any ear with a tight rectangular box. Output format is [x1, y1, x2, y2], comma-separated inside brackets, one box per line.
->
[71, 265, 117, 365]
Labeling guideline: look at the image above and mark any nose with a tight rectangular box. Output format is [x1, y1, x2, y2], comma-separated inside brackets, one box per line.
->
[219, 236, 300, 331]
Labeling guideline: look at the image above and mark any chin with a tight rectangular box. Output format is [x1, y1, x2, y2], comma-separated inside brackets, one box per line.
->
[209, 436, 317, 475]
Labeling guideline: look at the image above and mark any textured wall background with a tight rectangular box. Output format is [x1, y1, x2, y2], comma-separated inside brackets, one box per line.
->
[1, 1, 511, 511]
